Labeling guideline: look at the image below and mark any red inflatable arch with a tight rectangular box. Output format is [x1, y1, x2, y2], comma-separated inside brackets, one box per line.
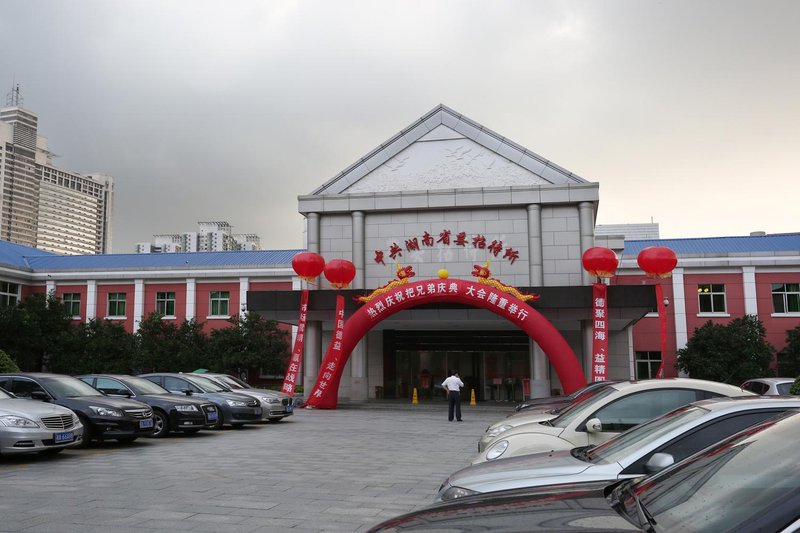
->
[305, 279, 587, 409]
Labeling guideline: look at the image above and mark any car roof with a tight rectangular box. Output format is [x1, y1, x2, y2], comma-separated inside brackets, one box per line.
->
[0, 372, 76, 379]
[743, 377, 795, 384]
[692, 395, 800, 411]
[610, 378, 751, 394]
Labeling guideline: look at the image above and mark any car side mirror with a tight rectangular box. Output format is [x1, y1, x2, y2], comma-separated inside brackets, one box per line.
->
[645, 452, 675, 474]
[182, 389, 193, 396]
[585, 417, 603, 433]
[30, 391, 50, 401]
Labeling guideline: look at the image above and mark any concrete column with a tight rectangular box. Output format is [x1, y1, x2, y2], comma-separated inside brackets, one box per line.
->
[582, 319, 594, 379]
[672, 268, 688, 353]
[303, 321, 322, 391]
[742, 266, 758, 316]
[578, 202, 595, 285]
[627, 326, 636, 380]
[133, 279, 144, 333]
[239, 277, 249, 316]
[526, 204, 543, 286]
[185, 278, 196, 320]
[529, 343, 550, 398]
[86, 280, 97, 321]
[352, 211, 365, 290]
[46, 279, 56, 296]
[307, 213, 320, 254]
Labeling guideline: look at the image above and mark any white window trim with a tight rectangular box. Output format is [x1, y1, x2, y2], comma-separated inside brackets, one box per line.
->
[206, 315, 231, 320]
[696, 312, 730, 318]
[104, 316, 128, 320]
[770, 312, 800, 318]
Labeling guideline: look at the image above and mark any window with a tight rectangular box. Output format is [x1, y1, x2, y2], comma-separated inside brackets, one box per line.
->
[0, 281, 20, 308]
[107, 292, 126, 317]
[156, 291, 176, 317]
[772, 283, 800, 314]
[63, 293, 81, 318]
[209, 291, 230, 316]
[636, 351, 662, 379]
[591, 389, 704, 432]
[697, 284, 726, 313]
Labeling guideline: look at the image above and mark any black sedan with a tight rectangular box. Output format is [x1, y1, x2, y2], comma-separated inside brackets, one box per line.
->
[0, 373, 155, 446]
[369, 410, 800, 532]
[78, 374, 219, 438]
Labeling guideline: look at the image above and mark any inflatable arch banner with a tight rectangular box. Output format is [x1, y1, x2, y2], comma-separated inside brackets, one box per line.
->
[304, 278, 587, 409]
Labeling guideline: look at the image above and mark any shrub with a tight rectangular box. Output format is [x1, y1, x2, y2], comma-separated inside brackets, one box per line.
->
[0, 349, 20, 372]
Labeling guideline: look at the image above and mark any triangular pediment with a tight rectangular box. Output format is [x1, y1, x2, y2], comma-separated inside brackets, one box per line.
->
[312, 104, 587, 196]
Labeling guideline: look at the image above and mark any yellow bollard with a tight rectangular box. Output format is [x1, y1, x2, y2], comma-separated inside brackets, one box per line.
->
[470, 388, 477, 406]
[412, 387, 418, 404]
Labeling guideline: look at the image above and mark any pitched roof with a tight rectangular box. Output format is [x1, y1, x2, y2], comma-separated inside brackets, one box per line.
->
[622, 233, 800, 256]
[311, 104, 588, 196]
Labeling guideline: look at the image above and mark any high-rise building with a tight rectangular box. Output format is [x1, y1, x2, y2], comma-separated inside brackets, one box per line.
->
[135, 221, 261, 253]
[0, 85, 114, 255]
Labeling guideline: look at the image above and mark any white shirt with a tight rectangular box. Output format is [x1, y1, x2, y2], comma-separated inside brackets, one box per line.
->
[442, 375, 464, 392]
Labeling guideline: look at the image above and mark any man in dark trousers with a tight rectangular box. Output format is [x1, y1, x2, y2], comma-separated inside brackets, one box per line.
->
[441, 371, 465, 421]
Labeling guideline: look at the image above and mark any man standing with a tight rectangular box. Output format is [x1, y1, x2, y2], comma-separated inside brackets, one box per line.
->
[442, 371, 464, 422]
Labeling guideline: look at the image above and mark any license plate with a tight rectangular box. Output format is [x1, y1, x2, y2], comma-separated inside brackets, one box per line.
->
[140, 418, 154, 429]
[207, 411, 218, 421]
[254, 407, 262, 415]
[53, 431, 74, 443]
[286, 404, 293, 413]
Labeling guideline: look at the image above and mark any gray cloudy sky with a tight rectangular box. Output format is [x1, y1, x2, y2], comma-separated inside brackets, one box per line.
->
[2, 0, 798, 253]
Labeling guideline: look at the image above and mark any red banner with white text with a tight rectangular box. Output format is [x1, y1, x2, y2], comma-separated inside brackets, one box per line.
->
[591, 283, 609, 382]
[304, 294, 346, 408]
[281, 289, 308, 396]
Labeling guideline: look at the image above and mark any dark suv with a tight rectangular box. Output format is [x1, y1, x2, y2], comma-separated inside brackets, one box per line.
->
[78, 374, 219, 438]
[0, 373, 155, 445]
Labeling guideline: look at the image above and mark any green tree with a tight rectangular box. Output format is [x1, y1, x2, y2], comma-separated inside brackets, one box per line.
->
[676, 315, 775, 384]
[208, 311, 290, 376]
[777, 325, 800, 377]
[134, 313, 209, 372]
[50, 319, 137, 374]
[0, 292, 74, 371]
[0, 349, 20, 372]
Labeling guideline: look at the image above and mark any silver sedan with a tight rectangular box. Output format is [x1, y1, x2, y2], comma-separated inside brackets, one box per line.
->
[0, 387, 84, 455]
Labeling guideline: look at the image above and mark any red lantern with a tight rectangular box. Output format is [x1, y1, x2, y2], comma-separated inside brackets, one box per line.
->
[637, 247, 678, 278]
[324, 259, 356, 289]
[292, 252, 325, 282]
[581, 247, 618, 279]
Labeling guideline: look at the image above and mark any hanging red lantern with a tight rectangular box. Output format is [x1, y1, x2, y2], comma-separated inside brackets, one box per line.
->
[324, 259, 356, 289]
[292, 252, 325, 282]
[581, 247, 619, 279]
[637, 247, 678, 278]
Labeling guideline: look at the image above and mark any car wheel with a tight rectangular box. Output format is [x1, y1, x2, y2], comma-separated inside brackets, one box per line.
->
[149, 410, 169, 438]
[116, 436, 138, 444]
[75, 414, 92, 448]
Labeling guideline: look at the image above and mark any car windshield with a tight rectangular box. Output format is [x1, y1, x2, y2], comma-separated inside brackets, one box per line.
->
[187, 375, 228, 393]
[122, 377, 171, 395]
[550, 385, 619, 428]
[41, 376, 103, 397]
[585, 405, 708, 464]
[628, 411, 800, 532]
[214, 375, 245, 389]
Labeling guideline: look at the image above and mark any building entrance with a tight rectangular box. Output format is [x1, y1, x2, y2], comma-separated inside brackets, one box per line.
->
[383, 330, 531, 402]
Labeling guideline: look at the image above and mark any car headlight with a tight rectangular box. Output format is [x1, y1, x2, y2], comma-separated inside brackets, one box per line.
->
[225, 399, 248, 407]
[486, 424, 513, 438]
[439, 485, 480, 502]
[89, 406, 123, 417]
[486, 440, 509, 460]
[175, 405, 199, 412]
[0, 415, 40, 427]
[264, 397, 280, 404]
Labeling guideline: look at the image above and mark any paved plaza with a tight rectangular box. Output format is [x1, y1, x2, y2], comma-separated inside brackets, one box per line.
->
[0, 401, 513, 532]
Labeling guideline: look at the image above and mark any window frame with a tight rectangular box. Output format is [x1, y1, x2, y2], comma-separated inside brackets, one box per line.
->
[107, 292, 127, 318]
[209, 291, 230, 318]
[62, 292, 81, 318]
[155, 291, 177, 318]
[771, 283, 800, 315]
[0, 281, 20, 308]
[635, 351, 662, 380]
[697, 283, 727, 315]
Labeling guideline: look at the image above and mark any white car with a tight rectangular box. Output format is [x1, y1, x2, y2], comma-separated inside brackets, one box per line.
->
[741, 377, 795, 396]
[473, 378, 752, 464]
[438, 396, 800, 501]
[0, 387, 84, 455]
[479, 381, 617, 452]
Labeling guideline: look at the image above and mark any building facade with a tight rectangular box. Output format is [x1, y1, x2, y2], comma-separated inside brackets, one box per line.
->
[0, 87, 114, 255]
[135, 221, 262, 253]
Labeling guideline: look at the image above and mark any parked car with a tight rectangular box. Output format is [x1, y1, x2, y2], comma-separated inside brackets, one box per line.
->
[0, 386, 84, 455]
[139, 373, 262, 428]
[0, 373, 154, 446]
[514, 380, 617, 411]
[438, 395, 800, 501]
[193, 372, 293, 422]
[77, 375, 219, 437]
[475, 378, 752, 464]
[370, 410, 800, 532]
[481, 380, 617, 451]
[741, 377, 795, 395]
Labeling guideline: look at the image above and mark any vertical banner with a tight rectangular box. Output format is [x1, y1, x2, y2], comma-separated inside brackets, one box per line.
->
[655, 283, 667, 378]
[591, 283, 609, 382]
[304, 294, 346, 409]
[281, 290, 309, 396]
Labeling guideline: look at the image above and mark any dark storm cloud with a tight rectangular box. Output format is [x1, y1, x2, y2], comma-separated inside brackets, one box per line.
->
[1, 0, 798, 252]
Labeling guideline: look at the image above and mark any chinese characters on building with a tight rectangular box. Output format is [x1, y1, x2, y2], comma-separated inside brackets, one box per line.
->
[374, 229, 520, 266]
